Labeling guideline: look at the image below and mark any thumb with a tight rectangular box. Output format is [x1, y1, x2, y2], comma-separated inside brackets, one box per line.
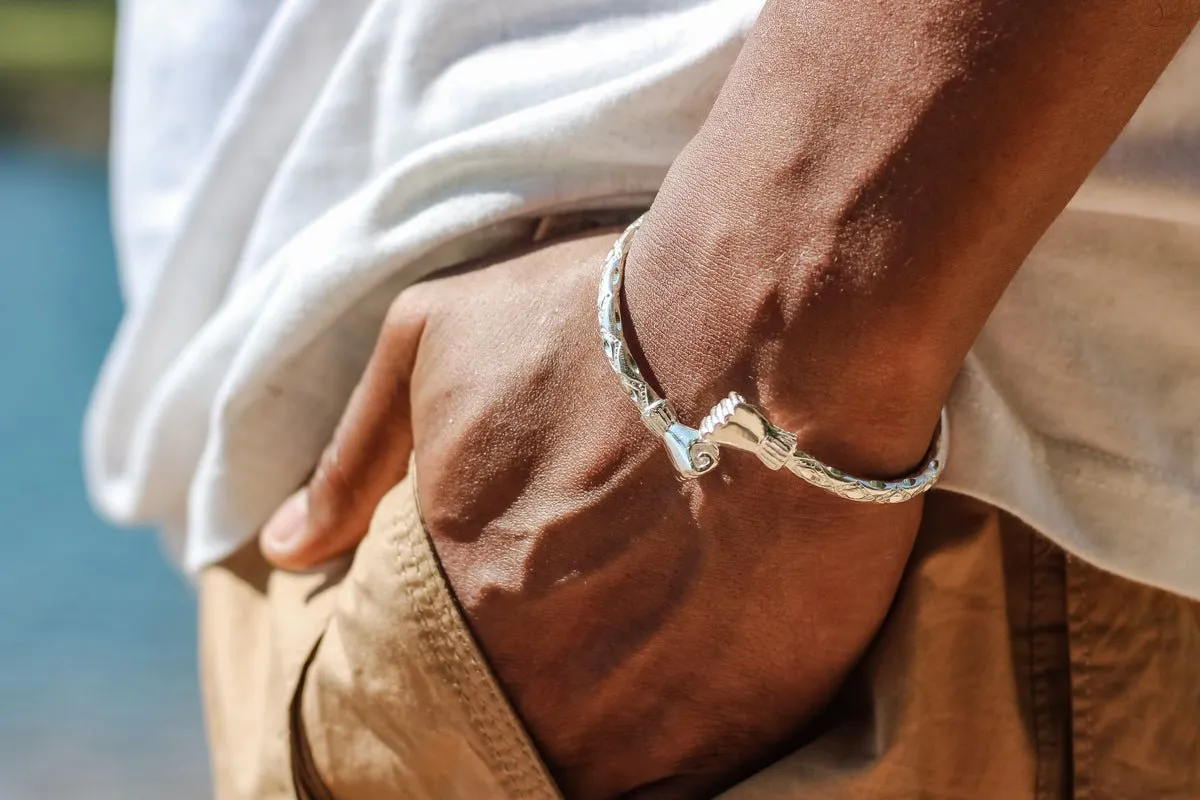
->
[260, 296, 426, 569]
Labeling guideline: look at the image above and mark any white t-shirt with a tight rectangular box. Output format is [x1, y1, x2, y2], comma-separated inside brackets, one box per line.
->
[88, 0, 1200, 598]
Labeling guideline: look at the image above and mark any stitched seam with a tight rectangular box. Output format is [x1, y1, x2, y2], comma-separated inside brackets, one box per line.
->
[1067, 556, 1095, 800]
[420, 527, 559, 798]
[434, 590, 555, 798]
[1030, 536, 1067, 800]
[1080, 566, 1095, 800]
[394, 504, 515, 789]
[408, 475, 560, 799]
[410, 527, 527, 795]
[1030, 534, 1048, 800]
[395, 497, 553, 798]
[439, 597, 551, 798]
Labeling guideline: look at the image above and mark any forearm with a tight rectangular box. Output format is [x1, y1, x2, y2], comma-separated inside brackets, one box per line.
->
[629, 0, 1199, 473]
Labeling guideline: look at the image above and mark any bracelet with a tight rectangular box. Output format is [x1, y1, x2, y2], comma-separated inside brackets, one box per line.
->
[597, 214, 948, 503]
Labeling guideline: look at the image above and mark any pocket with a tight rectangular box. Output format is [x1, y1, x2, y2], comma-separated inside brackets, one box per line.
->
[293, 473, 561, 800]
[199, 533, 346, 800]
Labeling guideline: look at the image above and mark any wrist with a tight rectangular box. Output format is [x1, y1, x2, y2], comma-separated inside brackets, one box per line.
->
[623, 204, 949, 479]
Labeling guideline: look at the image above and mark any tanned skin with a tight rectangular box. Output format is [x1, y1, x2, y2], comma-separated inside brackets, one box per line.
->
[260, 2, 1199, 796]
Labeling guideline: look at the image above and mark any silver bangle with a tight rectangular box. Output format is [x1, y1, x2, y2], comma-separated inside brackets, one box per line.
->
[597, 214, 948, 503]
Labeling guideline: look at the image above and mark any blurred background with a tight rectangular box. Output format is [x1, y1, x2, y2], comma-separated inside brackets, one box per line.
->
[0, 2, 210, 797]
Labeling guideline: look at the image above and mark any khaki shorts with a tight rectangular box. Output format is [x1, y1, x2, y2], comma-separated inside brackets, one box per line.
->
[200, 474, 1200, 800]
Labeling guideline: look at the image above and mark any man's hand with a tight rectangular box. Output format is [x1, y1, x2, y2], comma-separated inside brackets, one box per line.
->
[259, 228, 929, 797]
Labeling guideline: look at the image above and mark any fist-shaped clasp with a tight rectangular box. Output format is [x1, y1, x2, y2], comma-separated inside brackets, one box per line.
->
[642, 400, 719, 478]
[699, 393, 797, 470]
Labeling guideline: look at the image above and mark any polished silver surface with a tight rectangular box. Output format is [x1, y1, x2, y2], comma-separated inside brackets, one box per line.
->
[597, 216, 719, 478]
[699, 392, 798, 471]
[598, 214, 948, 501]
[705, 392, 950, 503]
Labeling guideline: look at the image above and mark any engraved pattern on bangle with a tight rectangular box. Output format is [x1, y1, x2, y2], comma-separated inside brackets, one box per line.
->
[598, 217, 719, 478]
[598, 214, 949, 502]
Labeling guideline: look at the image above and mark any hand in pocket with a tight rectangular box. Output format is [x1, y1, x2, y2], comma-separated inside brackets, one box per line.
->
[260, 229, 926, 798]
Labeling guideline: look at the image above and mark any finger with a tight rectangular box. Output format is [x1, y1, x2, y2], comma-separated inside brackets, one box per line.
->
[260, 293, 427, 569]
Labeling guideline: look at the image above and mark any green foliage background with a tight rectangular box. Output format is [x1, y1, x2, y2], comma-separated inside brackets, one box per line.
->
[0, 1, 116, 74]
[0, 0, 117, 150]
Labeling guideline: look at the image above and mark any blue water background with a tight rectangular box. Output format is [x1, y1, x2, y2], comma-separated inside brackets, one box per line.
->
[0, 145, 209, 799]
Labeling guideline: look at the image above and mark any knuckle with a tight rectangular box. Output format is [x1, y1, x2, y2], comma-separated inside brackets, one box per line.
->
[309, 443, 355, 530]
[384, 285, 428, 332]
[378, 287, 431, 358]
